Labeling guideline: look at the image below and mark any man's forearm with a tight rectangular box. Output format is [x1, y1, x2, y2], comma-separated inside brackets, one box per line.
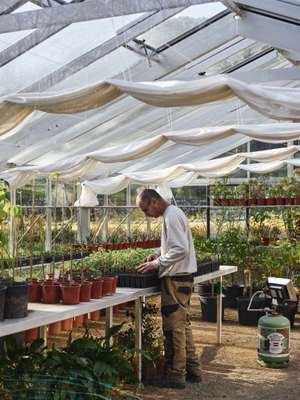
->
[156, 246, 186, 270]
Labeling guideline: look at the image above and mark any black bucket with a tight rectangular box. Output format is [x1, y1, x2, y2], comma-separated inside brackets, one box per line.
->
[237, 296, 272, 326]
[0, 285, 7, 321]
[4, 281, 29, 319]
[198, 283, 214, 296]
[224, 286, 244, 308]
[199, 295, 225, 323]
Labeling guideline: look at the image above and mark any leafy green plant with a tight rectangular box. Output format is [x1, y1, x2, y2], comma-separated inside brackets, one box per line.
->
[116, 303, 164, 374]
[85, 248, 153, 276]
[0, 326, 139, 400]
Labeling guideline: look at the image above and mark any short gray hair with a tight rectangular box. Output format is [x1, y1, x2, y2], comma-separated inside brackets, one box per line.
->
[136, 188, 163, 204]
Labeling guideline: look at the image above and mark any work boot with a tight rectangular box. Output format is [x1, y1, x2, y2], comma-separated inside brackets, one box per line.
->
[186, 369, 202, 383]
[156, 373, 186, 389]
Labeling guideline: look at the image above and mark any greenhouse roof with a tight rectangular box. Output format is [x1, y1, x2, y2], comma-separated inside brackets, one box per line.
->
[1, 0, 300, 192]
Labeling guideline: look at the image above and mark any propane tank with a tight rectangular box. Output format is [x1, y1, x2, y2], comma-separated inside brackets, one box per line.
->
[258, 313, 290, 368]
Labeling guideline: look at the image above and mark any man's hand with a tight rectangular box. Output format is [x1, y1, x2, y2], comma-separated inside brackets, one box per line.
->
[136, 261, 158, 274]
[145, 254, 159, 262]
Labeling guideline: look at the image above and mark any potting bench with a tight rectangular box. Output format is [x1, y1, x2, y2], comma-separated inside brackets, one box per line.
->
[0, 265, 237, 381]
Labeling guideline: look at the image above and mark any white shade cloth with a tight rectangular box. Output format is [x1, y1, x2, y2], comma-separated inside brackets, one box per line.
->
[75, 146, 298, 205]
[2, 75, 300, 136]
[240, 161, 287, 174]
[2, 145, 298, 191]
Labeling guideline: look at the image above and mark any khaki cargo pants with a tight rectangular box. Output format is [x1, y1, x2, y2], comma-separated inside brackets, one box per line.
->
[161, 275, 201, 378]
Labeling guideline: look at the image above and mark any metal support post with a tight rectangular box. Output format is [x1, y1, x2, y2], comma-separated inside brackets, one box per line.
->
[79, 208, 90, 243]
[102, 195, 109, 242]
[45, 179, 52, 252]
[39, 325, 47, 346]
[76, 180, 90, 244]
[126, 185, 131, 239]
[287, 140, 294, 177]
[206, 185, 210, 239]
[246, 141, 251, 234]
[217, 276, 223, 344]
[9, 187, 17, 257]
[105, 306, 113, 346]
[135, 297, 143, 382]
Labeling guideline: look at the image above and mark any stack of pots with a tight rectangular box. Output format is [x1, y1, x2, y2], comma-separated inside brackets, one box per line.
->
[2, 280, 29, 319]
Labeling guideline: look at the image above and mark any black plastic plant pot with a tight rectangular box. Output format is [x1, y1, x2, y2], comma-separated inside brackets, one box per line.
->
[198, 283, 214, 296]
[237, 296, 272, 326]
[196, 261, 212, 277]
[117, 272, 159, 288]
[224, 285, 245, 308]
[4, 281, 29, 319]
[211, 261, 220, 273]
[199, 295, 225, 323]
[0, 285, 7, 321]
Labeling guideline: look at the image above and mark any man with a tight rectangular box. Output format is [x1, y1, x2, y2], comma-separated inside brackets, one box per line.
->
[136, 189, 201, 389]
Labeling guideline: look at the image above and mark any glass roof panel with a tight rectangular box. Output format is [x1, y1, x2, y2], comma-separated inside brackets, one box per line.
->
[0, 2, 38, 52]
[136, 2, 227, 49]
[51, 47, 141, 90]
[0, 12, 143, 95]
[205, 42, 272, 75]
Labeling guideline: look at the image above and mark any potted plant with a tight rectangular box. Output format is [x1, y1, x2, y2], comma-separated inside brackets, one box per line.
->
[210, 179, 230, 206]
[236, 182, 249, 206]
[216, 228, 249, 308]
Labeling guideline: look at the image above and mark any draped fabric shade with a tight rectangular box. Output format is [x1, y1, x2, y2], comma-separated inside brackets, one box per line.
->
[73, 146, 299, 206]
[2, 145, 298, 189]
[2, 75, 300, 137]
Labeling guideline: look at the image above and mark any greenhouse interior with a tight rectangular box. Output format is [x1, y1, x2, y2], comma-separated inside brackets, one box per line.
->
[1, 0, 300, 399]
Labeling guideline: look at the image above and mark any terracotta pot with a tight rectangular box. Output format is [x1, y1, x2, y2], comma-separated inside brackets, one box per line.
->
[42, 283, 60, 304]
[213, 199, 220, 206]
[257, 198, 266, 206]
[90, 310, 101, 321]
[24, 327, 39, 344]
[28, 279, 43, 303]
[276, 197, 286, 205]
[73, 315, 84, 327]
[61, 318, 73, 331]
[48, 321, 62, 336]
[287, 198, 295, 205]
[91, 278, 103, 299]
[60, 283, 81, 305]
[266, 198, 276, 206]
[249, 198, 257, 206]
[80, 281, 92, 302]
[83, 313, 89, 327]
[113, 276, 118, 293]
[261, 237, 270, 246]
[102, 276, 116, 296]
[295, 197, 300, 205]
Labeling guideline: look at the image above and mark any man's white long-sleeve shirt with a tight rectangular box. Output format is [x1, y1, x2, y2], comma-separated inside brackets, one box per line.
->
[154, 205, 197, 278]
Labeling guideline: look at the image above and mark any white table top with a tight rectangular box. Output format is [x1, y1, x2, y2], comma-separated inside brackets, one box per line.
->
[194, 265, 237, 284]
[0, 265, 237, 338]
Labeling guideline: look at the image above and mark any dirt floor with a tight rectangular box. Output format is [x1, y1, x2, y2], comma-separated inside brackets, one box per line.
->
[142, 296, 300, 400]
[48, 295, 300, 400]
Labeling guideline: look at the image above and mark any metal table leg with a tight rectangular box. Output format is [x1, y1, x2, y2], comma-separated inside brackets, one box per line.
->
[39, 325, 47, 346]
[217, 276, 223, 344]
[105, 306, 113, 346]
[135, 296, 142, 382]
